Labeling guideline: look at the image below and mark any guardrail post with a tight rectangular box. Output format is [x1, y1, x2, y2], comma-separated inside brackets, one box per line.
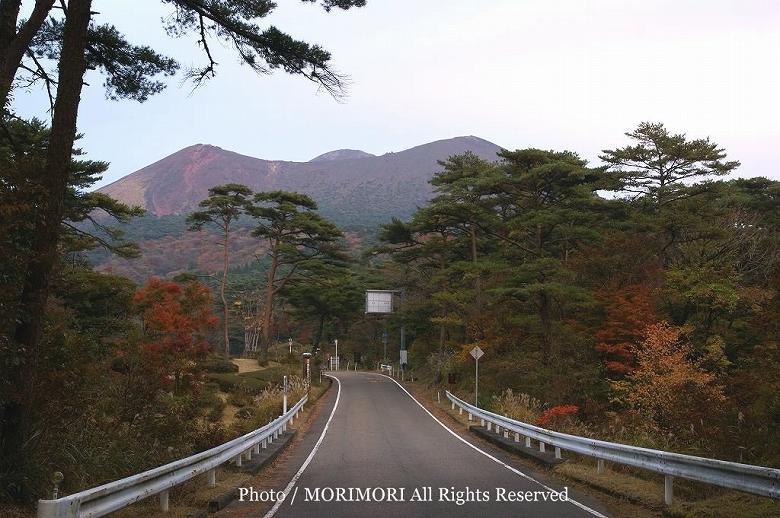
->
[539, 441, 546, 453]
[487, 422, 492, 431]
[262, 439, 267, 449]
[468, 413, 473, 421]
[253, 443, 260, 454]
[525, 436, 531, 448]
[458, 407, 462, 415]
[207, 468, 216, 487]
[504, 430, 509, 438]
[555, 447, 562, 459]
[234, 454, 242, 467]
[480, 418, 485, 426]
[597, 459, 604, 474]
[664, 476, 674, 506]
[514, 432, 520, 443]
[496, 425, 501, 434]
[451, 401, 455, 410]
[437, 391, 440, 403]
[160, 490, 169, 512]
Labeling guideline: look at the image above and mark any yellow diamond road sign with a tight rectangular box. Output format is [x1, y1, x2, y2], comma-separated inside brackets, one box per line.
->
[470, 346, 484, 360]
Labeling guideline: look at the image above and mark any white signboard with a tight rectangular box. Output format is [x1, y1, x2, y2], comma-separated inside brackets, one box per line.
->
[470, 346, 484, 360]
[400, 350, 408, 365]
[366, 290, 394, 314]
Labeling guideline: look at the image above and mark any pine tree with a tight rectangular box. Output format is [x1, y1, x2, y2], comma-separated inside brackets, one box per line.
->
[187, 184, 252, 356]
[247, 191, 343, 364]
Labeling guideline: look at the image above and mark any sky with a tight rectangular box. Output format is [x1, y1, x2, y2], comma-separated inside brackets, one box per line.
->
[14, 0, 780, 189]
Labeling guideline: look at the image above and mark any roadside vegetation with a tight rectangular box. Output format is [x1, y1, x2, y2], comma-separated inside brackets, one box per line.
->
[372, 122, 780, 474]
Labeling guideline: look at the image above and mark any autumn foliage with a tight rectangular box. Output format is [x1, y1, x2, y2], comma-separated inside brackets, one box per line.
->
[132, 278, 218, 392]
[537, 405, 579, 427]
[595, 285, 657, 376]
[611, 322, 726, 438]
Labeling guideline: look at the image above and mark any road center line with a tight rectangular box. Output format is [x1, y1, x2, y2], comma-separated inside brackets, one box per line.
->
[379, 374, 608, 518]
[263, 374, 342, 518]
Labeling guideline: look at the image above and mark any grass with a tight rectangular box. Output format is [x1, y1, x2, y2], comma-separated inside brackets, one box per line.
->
[408, 379, 779, 518]
[114, 377, 333, 517]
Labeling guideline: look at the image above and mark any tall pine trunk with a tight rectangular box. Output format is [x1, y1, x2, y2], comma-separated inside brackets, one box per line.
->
[0, 0, 54, 108]
[259, 248, 279, 365]
[221, 229, 230, 356]
[313, 314, 325, 349]
[3, 0, 92, 498]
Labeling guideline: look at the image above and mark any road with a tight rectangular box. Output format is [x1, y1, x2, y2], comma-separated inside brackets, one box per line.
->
[228, 371, 610, 518]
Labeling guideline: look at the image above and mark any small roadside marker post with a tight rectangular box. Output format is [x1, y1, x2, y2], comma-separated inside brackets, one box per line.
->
[470, 346, 484, 406]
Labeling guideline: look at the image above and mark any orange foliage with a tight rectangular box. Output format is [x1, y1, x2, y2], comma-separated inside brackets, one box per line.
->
[595, 285, 656, 375]
[613, 322, 726, 436]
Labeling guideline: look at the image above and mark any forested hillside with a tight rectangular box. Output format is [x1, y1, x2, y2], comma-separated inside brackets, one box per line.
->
[371, 123, 780, 468]
[90, 136, 502, 278]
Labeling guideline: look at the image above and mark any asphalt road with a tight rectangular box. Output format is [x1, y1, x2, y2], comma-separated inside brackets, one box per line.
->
[241, 372, 611, 518]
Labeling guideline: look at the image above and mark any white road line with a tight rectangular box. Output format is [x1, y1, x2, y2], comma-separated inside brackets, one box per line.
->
[379, 374, 608, 518]
[263, 375, 342, 518]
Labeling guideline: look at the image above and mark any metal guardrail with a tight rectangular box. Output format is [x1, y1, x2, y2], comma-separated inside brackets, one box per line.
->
[446, 391, 780, 505]
[37, 395, 308, 518]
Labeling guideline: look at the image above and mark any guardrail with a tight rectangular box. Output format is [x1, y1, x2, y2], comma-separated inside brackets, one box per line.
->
[379, 363, 394, 376]
[446, 391, 780, 505]
[37, 395, 308, 518]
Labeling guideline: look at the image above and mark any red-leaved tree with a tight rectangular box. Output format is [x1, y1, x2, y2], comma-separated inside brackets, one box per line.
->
[133, 278, 218, 393]
[595, 285, 657, 376]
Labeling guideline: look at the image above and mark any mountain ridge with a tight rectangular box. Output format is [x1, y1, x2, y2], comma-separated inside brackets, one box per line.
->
[99, 136, 503, 220]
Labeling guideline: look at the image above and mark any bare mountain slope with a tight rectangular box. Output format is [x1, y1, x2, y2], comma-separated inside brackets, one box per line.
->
[99, 136, 503, 224]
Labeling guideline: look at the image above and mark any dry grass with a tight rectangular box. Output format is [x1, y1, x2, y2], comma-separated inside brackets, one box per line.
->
[113, 380, 332, 517]
[554, 462, 664, 509]
[407, 380, 776, 518]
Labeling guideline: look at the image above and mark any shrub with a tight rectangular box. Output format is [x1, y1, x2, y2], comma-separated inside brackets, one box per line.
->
[200, 356, 239, 373]
[538, 405, 579, 426]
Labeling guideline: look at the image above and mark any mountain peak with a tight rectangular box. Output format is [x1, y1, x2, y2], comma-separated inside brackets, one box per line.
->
[309, 149, 375, 162]
[99, 135, 502, 217]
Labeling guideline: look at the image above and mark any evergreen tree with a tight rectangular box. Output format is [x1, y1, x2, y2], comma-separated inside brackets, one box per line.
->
[247, 191, 343, 364]
[187, 183, 252, 356]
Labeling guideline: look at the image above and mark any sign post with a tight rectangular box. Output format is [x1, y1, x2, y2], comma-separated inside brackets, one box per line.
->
[470, 346, 484, 406]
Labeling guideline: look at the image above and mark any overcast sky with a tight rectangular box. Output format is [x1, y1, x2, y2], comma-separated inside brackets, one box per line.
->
[14, 0, 780, 188]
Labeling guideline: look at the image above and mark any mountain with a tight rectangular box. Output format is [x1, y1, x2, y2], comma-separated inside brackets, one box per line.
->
[309, 149, 375, 162]
[99, 136, 503, 224]
[94, 136, 503, 280]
